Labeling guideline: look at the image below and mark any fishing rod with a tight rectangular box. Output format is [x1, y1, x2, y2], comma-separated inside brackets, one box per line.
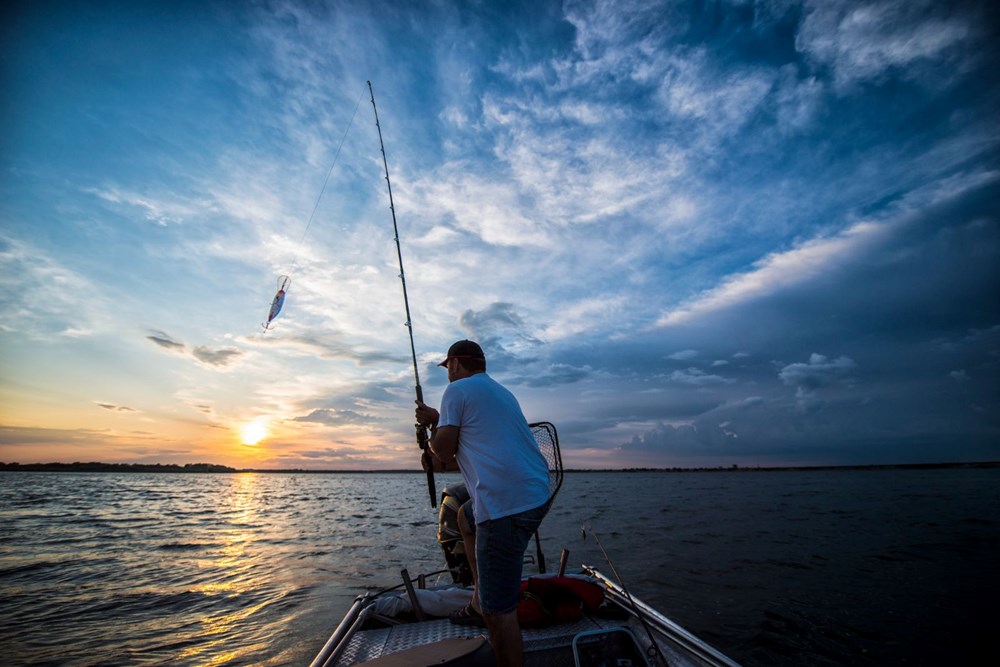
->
[368, 80, 437, 509]
[582, 524, 666, 665]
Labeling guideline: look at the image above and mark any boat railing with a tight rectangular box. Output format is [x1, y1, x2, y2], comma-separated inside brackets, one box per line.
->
[308, 593, 372, 667]
[583, 565, 743, 667]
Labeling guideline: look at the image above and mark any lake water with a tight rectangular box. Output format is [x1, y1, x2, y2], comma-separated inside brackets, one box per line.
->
[1, 468, 997, 666]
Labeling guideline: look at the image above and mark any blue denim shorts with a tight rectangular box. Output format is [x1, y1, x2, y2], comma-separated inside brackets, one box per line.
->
[465, 501, 549, 615]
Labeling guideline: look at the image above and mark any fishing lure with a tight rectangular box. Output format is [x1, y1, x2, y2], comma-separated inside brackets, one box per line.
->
[262, 275, 291, 332]
[256, 87, 365, 334]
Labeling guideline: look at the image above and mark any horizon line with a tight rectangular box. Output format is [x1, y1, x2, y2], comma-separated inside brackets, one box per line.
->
[2, 460, 998, 474]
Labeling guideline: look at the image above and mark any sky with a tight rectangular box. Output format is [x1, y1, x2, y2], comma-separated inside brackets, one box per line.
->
[1, 0, 998, 470]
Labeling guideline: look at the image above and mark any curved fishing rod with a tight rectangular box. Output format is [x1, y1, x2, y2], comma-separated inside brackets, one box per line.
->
[368, 80, 436, 509]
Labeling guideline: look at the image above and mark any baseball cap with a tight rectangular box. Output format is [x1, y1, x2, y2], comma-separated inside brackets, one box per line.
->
[437, 339, 486, 366]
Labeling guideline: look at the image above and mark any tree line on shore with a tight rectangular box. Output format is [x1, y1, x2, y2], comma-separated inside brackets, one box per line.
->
[1, 461, 996, 473]
[0, 462, 237, 473]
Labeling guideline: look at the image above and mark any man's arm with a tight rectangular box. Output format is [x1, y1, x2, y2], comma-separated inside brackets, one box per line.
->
[429, 425, 459, 463]
[415, 400, 459, 464]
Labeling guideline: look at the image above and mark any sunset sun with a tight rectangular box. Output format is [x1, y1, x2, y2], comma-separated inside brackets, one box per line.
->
[240, 418, 268, 446]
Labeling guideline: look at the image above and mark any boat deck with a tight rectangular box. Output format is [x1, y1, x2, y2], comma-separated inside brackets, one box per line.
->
[335, 612, 712, 667]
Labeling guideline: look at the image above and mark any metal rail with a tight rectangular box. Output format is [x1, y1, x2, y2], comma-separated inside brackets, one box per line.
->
[308, 594, 371, 667]
[583, 565, 743, 667]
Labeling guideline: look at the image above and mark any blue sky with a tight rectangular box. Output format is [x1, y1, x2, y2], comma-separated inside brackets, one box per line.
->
[1, 0, 997, 469]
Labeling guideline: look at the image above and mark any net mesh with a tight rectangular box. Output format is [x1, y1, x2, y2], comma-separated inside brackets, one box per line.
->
[530, 421, 564, 502]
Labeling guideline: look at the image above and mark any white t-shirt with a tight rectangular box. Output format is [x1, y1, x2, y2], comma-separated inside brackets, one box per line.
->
[438, 373, 550, 522]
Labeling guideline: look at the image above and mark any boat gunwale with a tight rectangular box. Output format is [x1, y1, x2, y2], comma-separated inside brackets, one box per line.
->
[309, 567, 743, 667]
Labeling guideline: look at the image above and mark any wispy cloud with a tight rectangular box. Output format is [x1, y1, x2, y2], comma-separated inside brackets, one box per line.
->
[146, 330, 246, 369]
[0, 236, 110, 339]
[655, 218, 894, 327]
[95, 402, 138, 413]
[87, 187, 207, 227]
[293, 408, 378, 426]
[147, 330, 185, 352]
[191, 346, 244, 368]
[669, 367, 735, 386]
[797, 0, 975, 89]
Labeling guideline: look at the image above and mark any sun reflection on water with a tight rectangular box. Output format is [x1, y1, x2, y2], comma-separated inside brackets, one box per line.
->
[177, 473, 277, 665]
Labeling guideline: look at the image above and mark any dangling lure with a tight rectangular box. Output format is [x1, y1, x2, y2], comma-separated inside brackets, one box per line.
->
[262, 275, 291, 332]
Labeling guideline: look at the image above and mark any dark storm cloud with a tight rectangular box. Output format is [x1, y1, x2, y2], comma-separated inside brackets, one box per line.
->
[459, 302, 524, 332]
[457, 303, 543, 359]
[778, 354, 857, 412]
[551, 174, 1000, 465]
[669, 368, 735, 386]
[506, 363, 591, 388]
[623, 421, 733, 452]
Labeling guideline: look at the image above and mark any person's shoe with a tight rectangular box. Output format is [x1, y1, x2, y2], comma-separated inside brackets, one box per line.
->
[449, 603, 486, 627]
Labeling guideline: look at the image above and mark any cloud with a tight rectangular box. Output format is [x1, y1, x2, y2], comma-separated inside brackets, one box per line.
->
[507, 363, 592, 388]
[457, 303, 543, 355]
[669, 367, 735, 386]
[779, 353, 857, 389]
[146, 331, 245, 369]
[146, 330, 185, 352]
[657, 52, 775, 136]
[409, 170, 553, 248]
[95, 403, 137, 413]
[0, 424, 190, 463]
[87, 186, 205, 226]
[621, 419, 738, 453]
[796, 0, 974, 88]
[258, 333, 404, 366]
[0, 236, 108, 339]
[291, 445, 390, 466]
[3, 0, 997, 471]
[779, 353, 857, 412]
[656, 218, 894, 327]
[541, 296, 629, 342]
[459, 302, 526, 333]
[293, 408, 378, 426]
[191, 345, 244, 367]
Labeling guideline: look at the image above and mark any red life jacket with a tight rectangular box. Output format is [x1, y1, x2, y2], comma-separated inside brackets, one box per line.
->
[516, 576, 605, 627]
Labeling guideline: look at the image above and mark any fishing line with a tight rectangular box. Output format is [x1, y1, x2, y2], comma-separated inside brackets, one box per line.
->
[260, 85, 365, 333]
[298, 86, 367, 245]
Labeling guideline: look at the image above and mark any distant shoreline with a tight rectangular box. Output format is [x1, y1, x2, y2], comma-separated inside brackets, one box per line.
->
[1, 461, 998, 474]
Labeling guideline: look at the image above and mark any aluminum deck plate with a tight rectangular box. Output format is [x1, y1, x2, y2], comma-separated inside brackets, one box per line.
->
[336, 614, 613, 666]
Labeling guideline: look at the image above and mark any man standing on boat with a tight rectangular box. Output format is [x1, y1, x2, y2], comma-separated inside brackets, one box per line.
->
[415, 339, 551, 667]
